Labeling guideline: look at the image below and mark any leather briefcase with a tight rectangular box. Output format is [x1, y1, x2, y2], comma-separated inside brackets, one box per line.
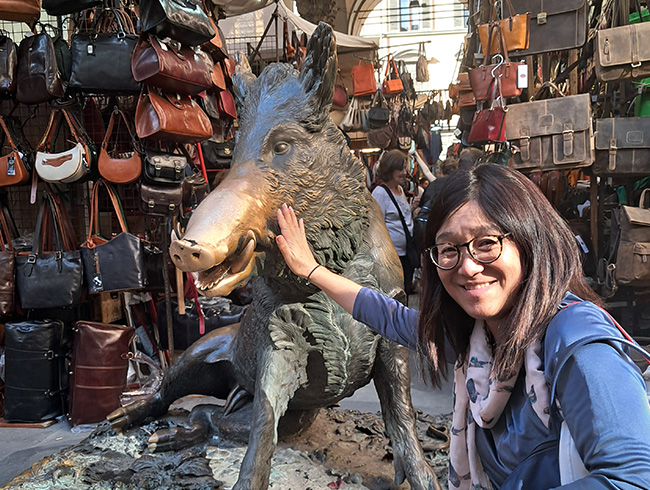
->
[594, 117, 650, 175]
[595, 22, 650, 83]
[505, 93, 593, 170]
[610, 190, 650, 287]
[4, 320, 67, 423]
[68, 321, 135, 426]
[509, 0, 587, 55]
[143, 149, 188, 184]
[139, 182, 182, 216]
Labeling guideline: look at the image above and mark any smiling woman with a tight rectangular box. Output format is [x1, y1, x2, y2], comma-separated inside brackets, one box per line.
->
[276, 163, 650, 490]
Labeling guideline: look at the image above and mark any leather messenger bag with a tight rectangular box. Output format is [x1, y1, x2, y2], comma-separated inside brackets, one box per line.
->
[509, 0, 587, 55]
[595, 22, 650, 83]
[594, 117, 650, 175]
[505, 93, 593, 170]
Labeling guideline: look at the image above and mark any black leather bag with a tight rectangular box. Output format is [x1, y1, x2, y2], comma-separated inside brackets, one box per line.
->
[368, 90, 391, 129]
[81, 180, 145, 294]
[140, 0, 216, 47]
[4, 320, 68, 423]
[139, 182, 183, 216]
[69, 9, 141, 93]
[594, 117, 650, 175]
[15, 29, 65, 105]
[143, 149, 189, 184]
[200, 139, 234, 169]
[0, 30, 17, 94]
[15, 192, 83, 310]
[43, 0, 102, 15]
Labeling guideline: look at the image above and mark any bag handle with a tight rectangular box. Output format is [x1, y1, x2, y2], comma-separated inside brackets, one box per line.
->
[0, 116, 19, 153]
[85, 179, 130, 246]
[36, 109, 59, 152]
[0, 200, 14, 253]
[640, 189, 650, 209]
[380, 184, 416, 246]
[102, 107, 139, 154]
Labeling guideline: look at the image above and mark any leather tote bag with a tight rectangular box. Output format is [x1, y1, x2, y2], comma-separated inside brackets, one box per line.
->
[468, 97, 508, 144]
[4, 320, 66, 423]
[131, 34, 213, 96]
[595, 22, 650, 83]
[505, 92, 593, 170]
[368, 89, 391, 128]
[16, 29, 65, 105]
[351, 60, 377, 97]
[34, 109, 94, 184]
[15, 192, 83, 310]
[43, 0, 101, 15]
[0, 115, 30, 187]
[69, 8, 141, 93]
[81, 180, 145, 294]
[140, 0, 216, 47]
[340, 96, 363, 132]
[0, 0, 40, 24]
[68, 321, 135, 426]
[594, 117, 650, 175]
[478, 0, 530, 56]
[98, 108, 143, 185]
[135, 85, 212, 142]
[0, 31, 17, 94]
[382, 57, 404, 96]
[0, 201, 15, 317]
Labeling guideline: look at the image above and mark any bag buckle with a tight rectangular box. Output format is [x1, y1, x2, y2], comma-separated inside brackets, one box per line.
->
[44, 350, 55, 360]
[27, 254, 36, 264]
[632, 61, 643, 68]
[537, 12, 547, 24]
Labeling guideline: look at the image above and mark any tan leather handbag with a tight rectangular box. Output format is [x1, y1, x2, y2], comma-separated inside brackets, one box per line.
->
[478, 0, 529, 56]
[0, 115, 29, 187]
[98, 108, 142, 185]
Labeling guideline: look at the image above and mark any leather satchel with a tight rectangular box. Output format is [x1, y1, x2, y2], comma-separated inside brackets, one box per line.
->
[478, 0, 530, 56]
[81, 180, 145, 294]
[135, 86, 212, 142]
[0, 0, 40, 24]
[143, 148, 188, 184]
[505, 93, 593, 170]
[69, 8, 141, 94]
[610, 190, 650, 287]
[15, 192, 83, 310]
[0, 201, 15, 317]
[0, 31, 16, 94]
[139, 182, 183, 216]
[200, 139, 234, 169]
[594, 117, 650, 175]
[68, 321, 135, 426]
[131, 34, 213, 96]
[140, 0, 216, 47]
[368, 90, 391, 128]
[0, 115, 30, 187]
[509, 0, 587, 55]
[595, 22, 650, 83]
[351, 60, 377, 97]
[382, 57, 404, 96]
[16, 30, 65, 105]
[4, 320, 67, 423]
[98, 108, 143, 185]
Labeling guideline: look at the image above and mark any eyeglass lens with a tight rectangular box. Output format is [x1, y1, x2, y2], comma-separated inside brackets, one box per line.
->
[430, 235, 505, 270]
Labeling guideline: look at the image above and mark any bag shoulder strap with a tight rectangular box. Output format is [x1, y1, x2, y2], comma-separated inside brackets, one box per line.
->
[380, 184, 413, 242]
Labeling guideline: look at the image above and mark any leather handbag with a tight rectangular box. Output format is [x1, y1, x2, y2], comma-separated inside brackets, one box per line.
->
[351, 60, 377, 97]
[478, 0, 530, 56]
[69, 8, 141, 94]
[140, 0, 216, 47]
[98, 108, 143, 185]
[68, 321, 135, 426]
[217, 89, 237, 119]
[16, 29, 65, 105]
[0, 31, 17, 94]
[135, 86, 212, 142]
[202, 16, 229, 60]
[200, 139, 234, 169]
[139, 182, 183, 216]
[4, 320, 67, 423]
[15, 192, 83, 310]
[467, 93, 508, 144]
[34, 109, 94, 184]
[340, 96, 363, 132]
[43, 0, 101, 15]
[0, 115, 30, 187]
[505, 93, 593, 170]
[367, 122, 396, 150]
[594, 117, 650, 175]
[143, 148, 188, 184]
[416, 42, 429, 83]
[81, 180, 146, 294]
[0, 0, 40, 24]
[509, 0, 587, 55]
[131, 34, 213, 96]
[211, 60, 227, 91]
[368, 90, 391, 128]
[595, 22, 650, 83]
[181, 170, 209, 210]
[0, 201, 15, 317]
[332, 69, 348, 109]
[382, 57, 404, 96]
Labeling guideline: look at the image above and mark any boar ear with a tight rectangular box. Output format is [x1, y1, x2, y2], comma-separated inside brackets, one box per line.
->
[299, 22, 337, 121]
[233, 52, 256, 107]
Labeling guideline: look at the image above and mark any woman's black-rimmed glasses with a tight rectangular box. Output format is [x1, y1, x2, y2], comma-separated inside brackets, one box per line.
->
[426, 233, 512, 270]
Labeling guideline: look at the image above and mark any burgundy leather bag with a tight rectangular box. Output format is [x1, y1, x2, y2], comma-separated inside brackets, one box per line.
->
[68, 321, 135, 426]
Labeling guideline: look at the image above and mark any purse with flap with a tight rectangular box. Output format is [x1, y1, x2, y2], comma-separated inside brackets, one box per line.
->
[594, 117, 650, 175]
[143, 148, 188, 184]
[595, 22, 650, 83]
[505, 93, 593, 170]
[139, 182, 183, 216]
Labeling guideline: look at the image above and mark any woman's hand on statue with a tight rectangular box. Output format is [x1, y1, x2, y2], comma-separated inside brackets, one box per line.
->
[276, 203, 320, 279]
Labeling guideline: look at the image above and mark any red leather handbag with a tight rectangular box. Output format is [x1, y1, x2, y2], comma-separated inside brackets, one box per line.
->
[351, 60, 376, 97]
[467, 104, 507, 144]
[217, 89, 237, 120]
[332, 70, 348, 109]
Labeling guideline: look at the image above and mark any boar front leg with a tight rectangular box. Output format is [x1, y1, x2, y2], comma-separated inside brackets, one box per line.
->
[374, 340, 442, 490]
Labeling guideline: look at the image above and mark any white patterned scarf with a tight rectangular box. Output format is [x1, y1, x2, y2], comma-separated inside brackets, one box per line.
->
[448, 320, 551, 489]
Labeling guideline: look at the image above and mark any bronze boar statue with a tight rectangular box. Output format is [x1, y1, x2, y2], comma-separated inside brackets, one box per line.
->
[108, 22, 440, 490]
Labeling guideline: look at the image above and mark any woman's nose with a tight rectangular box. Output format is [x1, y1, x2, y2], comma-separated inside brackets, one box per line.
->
[456, 249, 484, 276]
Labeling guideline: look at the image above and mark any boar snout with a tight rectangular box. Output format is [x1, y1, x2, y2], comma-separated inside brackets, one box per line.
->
[170, 239, 217, 272]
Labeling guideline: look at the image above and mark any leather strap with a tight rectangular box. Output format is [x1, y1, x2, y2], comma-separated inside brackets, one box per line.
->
[85, 180, 130, 246]
[608, 137, 618, 171]
[562, 123, 574, 156]
[380, 184, 416, 252]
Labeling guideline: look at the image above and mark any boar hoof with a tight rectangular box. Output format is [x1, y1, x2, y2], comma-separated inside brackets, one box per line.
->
[148, 423, 208, 452]
[107, 399, 152, 432]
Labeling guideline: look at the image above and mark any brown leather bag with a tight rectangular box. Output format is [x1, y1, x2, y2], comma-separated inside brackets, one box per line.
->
[98, 108, 142, 185]
[68, 321, 135, 426]
[131, 34, 213, 96]
[478, 0, 529, 56]
[0, 115, 29, 187]
[0, 201, 15, 318]
[594, 117, 650, 175]
[595, 22, 650, 83]
[135, 86, 212, 142]
[351, 60, 377, 97]
[139, 182, 183, 216]
[0, 0, 40, 23]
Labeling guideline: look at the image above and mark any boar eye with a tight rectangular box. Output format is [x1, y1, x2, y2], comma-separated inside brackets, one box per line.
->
[273, 142, 290, 155]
